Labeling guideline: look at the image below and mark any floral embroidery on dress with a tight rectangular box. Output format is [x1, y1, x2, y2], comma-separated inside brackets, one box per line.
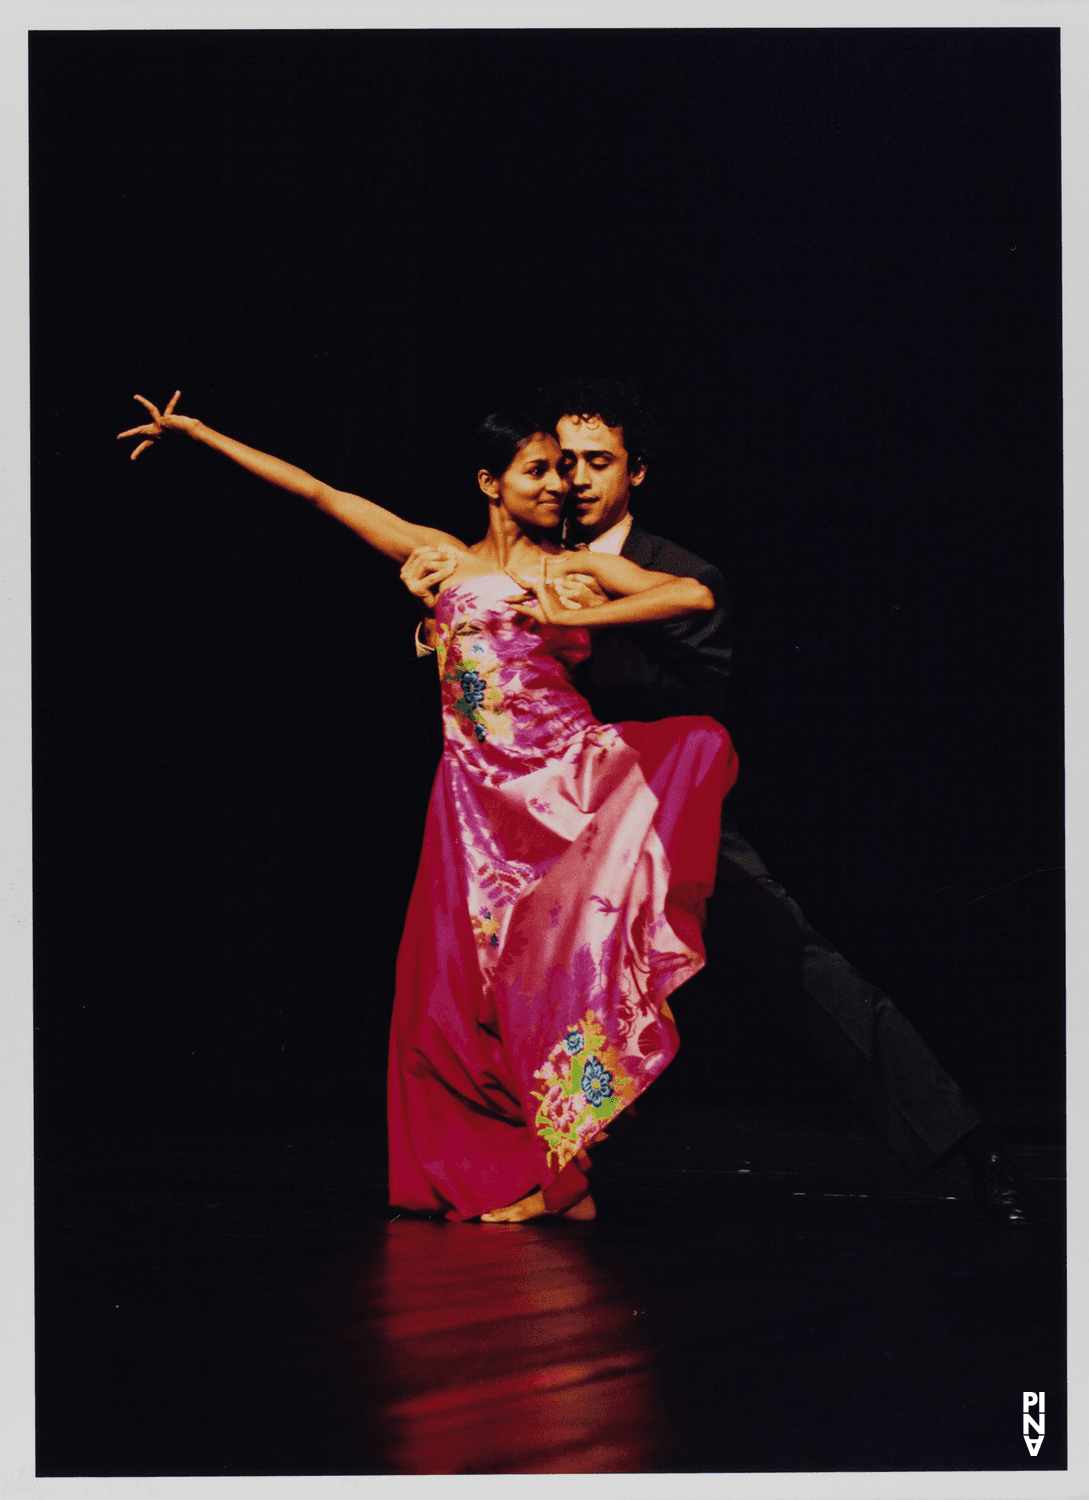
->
[439, 617, 515, 748]
[471, 906, 501, 950]
[531, 1009, 637, 1171]
[449, 663, 489, 743]
[580, 1054, 613, 1106]
[461, 668, 487, 709]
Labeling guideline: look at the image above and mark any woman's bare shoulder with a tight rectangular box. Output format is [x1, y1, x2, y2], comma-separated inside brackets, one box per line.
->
[424, 531, 476, 555]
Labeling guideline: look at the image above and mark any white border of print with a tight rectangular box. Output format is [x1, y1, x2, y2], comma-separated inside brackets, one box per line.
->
[2, 3, 1082, 1498]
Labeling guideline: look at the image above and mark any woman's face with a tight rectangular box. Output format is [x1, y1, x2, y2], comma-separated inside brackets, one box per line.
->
[482, 433, 569, 530]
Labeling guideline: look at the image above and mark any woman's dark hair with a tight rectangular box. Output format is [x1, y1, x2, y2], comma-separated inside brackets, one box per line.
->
[538, 377, 657, 471]
[472, 412, 545, 481]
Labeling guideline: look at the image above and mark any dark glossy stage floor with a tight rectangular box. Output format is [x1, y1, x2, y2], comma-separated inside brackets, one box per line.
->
[35, 1103, 1065, 1475]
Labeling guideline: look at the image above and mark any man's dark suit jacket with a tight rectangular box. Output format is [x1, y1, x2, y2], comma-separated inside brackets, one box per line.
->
[572, 522, 732, 727]
[577, 523, 982, 1175]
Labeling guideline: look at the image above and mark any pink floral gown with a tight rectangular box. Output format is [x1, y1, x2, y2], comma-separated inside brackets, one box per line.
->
[387, 574, 738, 1219]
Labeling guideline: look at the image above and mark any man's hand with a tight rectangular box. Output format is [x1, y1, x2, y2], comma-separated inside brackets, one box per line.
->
[552, 572, 609, 610]
[400, 544, 459, 609]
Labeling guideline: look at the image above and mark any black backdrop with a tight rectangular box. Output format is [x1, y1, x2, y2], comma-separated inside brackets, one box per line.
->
[31, 29, 1063, 1140]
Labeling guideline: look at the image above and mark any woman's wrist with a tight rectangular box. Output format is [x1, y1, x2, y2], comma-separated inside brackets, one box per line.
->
[553, 602, 612, 627]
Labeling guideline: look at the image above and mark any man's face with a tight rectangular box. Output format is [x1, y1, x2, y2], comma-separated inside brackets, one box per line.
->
[556, 414, 646, 539]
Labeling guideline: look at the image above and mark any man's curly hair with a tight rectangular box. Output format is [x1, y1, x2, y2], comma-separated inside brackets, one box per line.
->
[538, 377, 658, 472]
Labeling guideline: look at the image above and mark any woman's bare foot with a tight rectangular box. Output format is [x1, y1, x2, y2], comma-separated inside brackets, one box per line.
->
[480, 1189, 597, 1223]
[480, 1189, 548, 1222]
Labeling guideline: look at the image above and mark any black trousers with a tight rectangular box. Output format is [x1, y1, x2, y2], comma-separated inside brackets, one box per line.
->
[712, 819, 981, 1177]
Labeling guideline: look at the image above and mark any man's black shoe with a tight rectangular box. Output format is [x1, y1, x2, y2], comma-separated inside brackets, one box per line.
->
[970, 1147, 1035, 1224]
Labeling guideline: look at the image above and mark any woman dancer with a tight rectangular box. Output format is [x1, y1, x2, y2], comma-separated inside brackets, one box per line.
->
[118, 393, 738, 1222]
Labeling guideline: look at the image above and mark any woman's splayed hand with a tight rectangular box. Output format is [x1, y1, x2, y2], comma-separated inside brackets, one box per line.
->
[117, 391, 201, 459]
[507, 557, 588, 627]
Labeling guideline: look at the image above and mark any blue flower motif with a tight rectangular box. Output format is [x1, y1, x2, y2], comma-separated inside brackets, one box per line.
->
[581, 1054, 613, 1107]
[489, 933, 499, 948]
[460, 668, 486, 708]
[474, 723, 487, 743]
[563, 1030, 584, 1057]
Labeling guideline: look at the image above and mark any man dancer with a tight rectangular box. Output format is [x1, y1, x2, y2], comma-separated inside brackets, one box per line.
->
[405, 379, 1030, 1222]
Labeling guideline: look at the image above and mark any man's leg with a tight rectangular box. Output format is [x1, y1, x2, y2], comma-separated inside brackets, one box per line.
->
[712, 819, 1019, 1193]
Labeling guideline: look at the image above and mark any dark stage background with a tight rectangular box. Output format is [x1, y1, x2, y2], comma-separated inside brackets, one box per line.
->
[31, 29, 1063, 1140]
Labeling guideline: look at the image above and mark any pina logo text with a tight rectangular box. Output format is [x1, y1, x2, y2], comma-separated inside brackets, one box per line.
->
[1023, 1391, 1045, 1456]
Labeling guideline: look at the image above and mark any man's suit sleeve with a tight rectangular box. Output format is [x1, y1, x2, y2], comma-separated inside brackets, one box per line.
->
[580, 528, 733, 724]
[639, 542, 732, 721]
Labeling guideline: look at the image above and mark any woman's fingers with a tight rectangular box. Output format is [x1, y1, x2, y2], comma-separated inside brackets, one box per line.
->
[507, 565, 587, 625]
[505, 568, 533, 591]
[120, 393, 183, 458]
[507, 568, 556, 625]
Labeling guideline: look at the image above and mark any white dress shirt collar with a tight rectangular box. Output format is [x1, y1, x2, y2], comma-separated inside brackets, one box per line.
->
[584, 511, 634, 556]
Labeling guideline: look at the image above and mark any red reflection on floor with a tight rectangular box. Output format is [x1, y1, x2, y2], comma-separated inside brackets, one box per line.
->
[366, 1217, 668, 1473]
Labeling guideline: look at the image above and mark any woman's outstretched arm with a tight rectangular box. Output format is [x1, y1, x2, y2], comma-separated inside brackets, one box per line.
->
[508, 552, 715, 628]
[117, 392, 469, 564]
